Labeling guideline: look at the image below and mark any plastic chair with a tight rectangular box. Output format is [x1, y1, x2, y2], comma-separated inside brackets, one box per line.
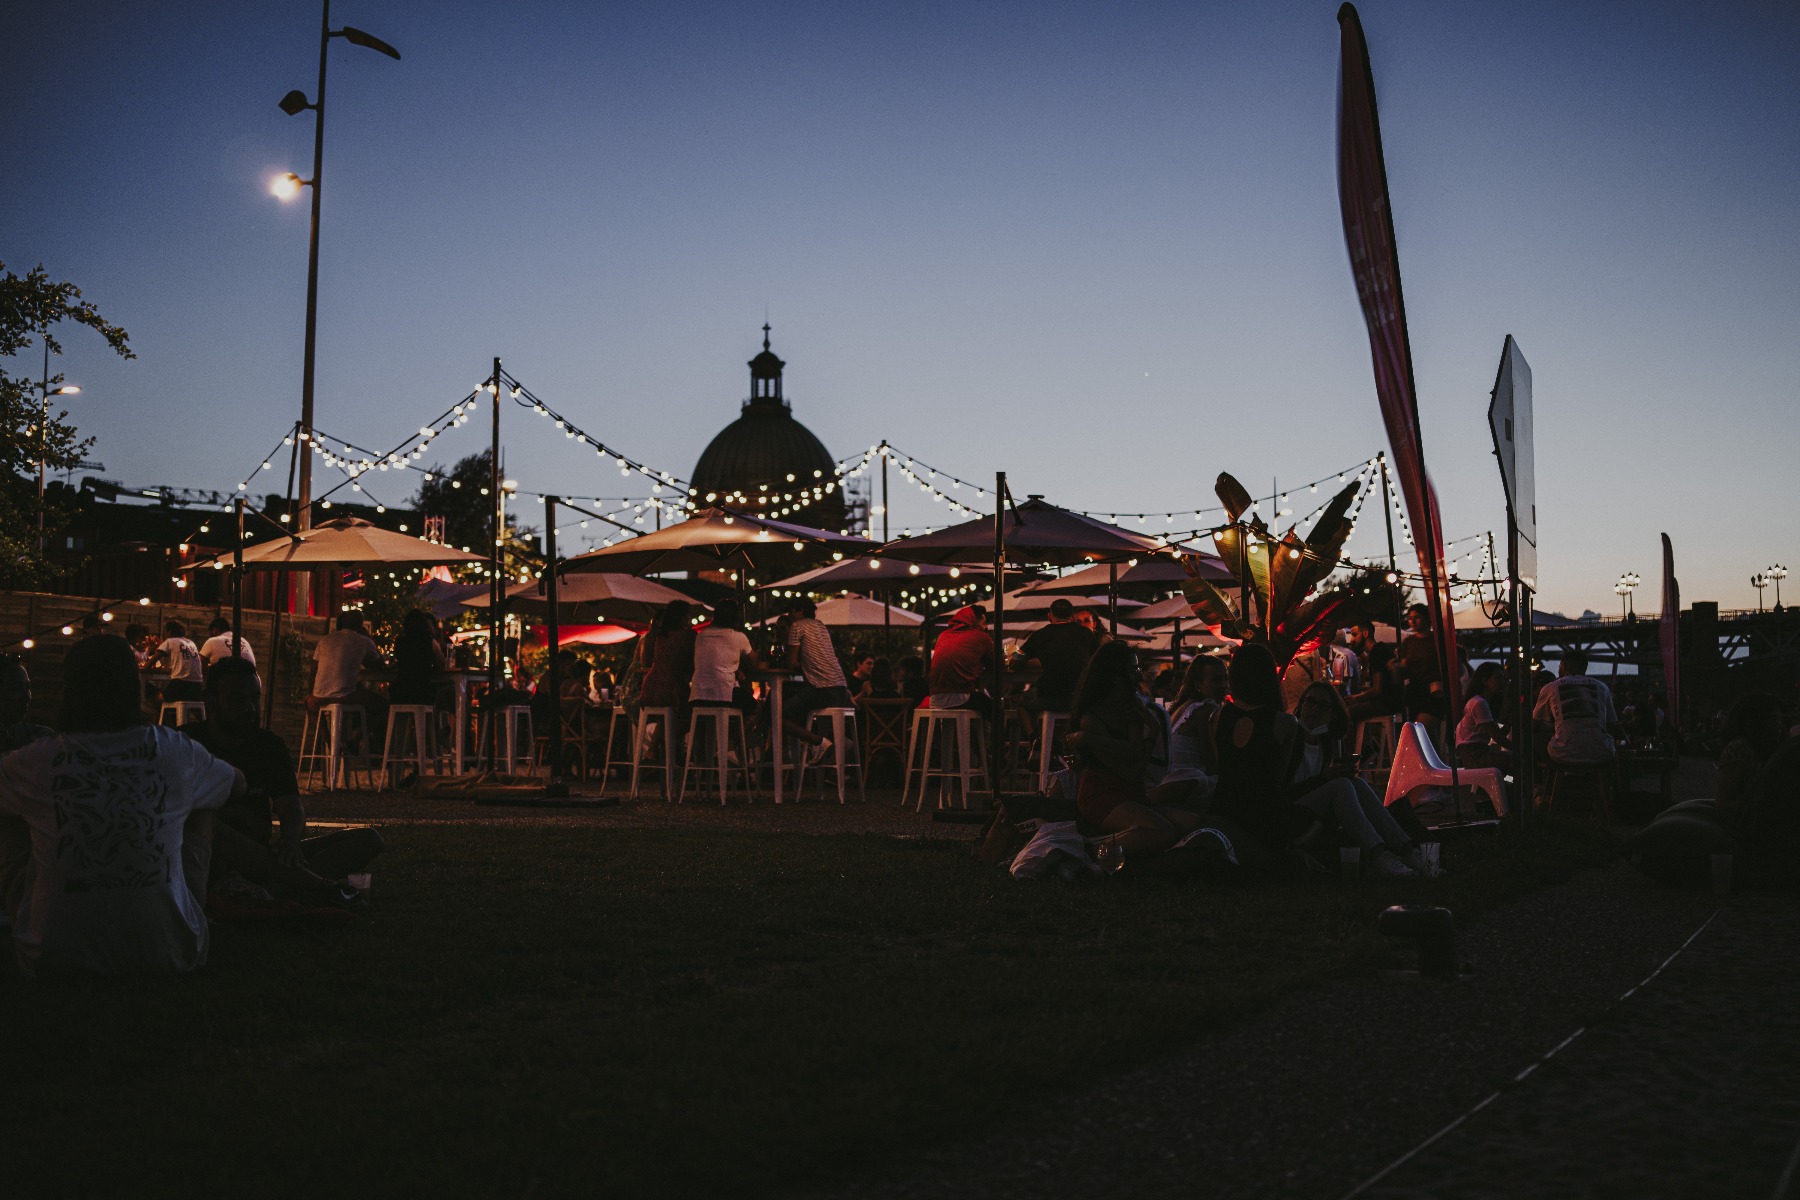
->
[905, 707, 989, 811]
[678, 706, 756, 805]
[629, 706, 681, 800]
[299, 703, 373, 792]
[158, 700, 206, 728]
[380, 704, 441, 788]
[1384, 720, 1508, 822]
[797, 707, 865, 804]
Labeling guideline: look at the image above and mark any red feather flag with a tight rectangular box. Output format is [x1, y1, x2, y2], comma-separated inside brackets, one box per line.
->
[1335, 3, 1460, 722]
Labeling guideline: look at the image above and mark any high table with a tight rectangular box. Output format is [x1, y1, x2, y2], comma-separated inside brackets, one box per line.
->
[745, 669, 802, 804]
[363, 668, 484, 774]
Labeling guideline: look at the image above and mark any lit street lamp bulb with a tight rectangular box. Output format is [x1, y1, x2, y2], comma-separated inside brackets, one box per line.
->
[271, 172, 303, 200]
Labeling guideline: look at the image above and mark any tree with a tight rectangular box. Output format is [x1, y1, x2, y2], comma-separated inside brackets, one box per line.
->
[0, 262, 133, 585]
[411, 449, 538, 564]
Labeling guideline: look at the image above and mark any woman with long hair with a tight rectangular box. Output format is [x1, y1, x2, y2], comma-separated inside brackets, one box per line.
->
[1066, 640, 1200, 857]
[1284, 678, 1423, 877]
[389, 609, 447, 706]
[638, 600, 697, 711]
[1167, 655, 1227, 779]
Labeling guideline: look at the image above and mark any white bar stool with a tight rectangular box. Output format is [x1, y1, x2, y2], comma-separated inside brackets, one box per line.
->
[1033, 710, 1071, 792]
[679, 705, 756, 805]
[299, 703, 372, 791]
[796, 706, 865, 804]
[158, 700, 206, 727]
[598, 705, 633, 791]
[906, 707, 988, 811]
[381, 704, 441, 788]
[478, 705, 536, 775]
[629, 706, 681, 800]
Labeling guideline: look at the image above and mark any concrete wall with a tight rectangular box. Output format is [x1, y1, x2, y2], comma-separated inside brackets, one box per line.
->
[2, 591, 331, 752]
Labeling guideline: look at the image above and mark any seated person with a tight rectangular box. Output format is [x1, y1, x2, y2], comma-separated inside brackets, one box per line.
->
[1066, 641, 1201, 857]
[895, 655, 928, 704]
[0, 635, 244, 976]
[199, 617, 255, 668]
[1281, 629, 1355, 711]
[388, 609, 447, 707]
[309, 612, 388, 718]
[778, 599, 853, 763]
[183, 657, 381, 908]
[928, 606, 994, 718]
[857, 656, 900, 701]
[1166, 654, 1225, 786]
[692, 599, 757, 713]
[0, 654, 53, 753]
[1532, 648, 1619, 768]
[1344, 619, 1400, 723]
[154, 619, 207, 702]
[1455, 662, 1510, 769]
[1020, 598, 1099, 716]
[1396, 604, 1447, 741]
[847, 655, 877, 695]
[1716, 691, 1787, 816]
[1287, 681, 1423, 877]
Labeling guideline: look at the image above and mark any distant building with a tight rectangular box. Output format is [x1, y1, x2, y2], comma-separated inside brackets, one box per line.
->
[689, 327, 855, 533]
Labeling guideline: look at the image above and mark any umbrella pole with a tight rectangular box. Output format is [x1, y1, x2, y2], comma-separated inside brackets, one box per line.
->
[1173, 615, 1183, 666]
[544, 496, 567, 796]
[1108, 561, 1118, 637]
[233, 499, 246, 662]
[991, 471, 1006, 807]
[488, 356, 504, 771]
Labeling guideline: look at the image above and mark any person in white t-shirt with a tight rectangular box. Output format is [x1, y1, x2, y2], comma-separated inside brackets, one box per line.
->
[198, 616, 256, 668]
[309, 613, 388, 720]
[154, 619, 207, 702]
[690, 598, 757, 710]
[1455, 662, 1509, 769]
[1532, 648, 1620, 766]
[0, 635, 244, 976]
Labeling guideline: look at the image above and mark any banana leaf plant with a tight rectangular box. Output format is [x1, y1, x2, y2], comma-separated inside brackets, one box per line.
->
[1179, 472, 1361, 668]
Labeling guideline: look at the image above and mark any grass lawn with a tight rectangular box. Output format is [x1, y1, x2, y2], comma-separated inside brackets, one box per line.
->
[0, 819, 1612, 1198]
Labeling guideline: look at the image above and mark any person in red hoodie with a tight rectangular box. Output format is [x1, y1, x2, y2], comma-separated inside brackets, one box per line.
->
[928, 605, 995, 719]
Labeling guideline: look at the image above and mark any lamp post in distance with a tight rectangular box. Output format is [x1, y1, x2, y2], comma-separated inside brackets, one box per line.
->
[1752, 573, 1769, 613]
[35, 361, 81, 551]
[1767, 564, 1788, 609]
[1614, 571, 1640, 621]
[270, 0, 399, 613]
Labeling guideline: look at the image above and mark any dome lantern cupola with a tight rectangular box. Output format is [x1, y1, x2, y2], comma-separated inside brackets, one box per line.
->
[748, 323, 785, 406]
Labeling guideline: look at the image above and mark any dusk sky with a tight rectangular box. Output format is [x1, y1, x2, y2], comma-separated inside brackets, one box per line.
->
[5, 0, 1797, 617]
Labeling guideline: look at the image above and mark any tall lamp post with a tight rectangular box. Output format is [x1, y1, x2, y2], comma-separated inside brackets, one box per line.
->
[34, 330, 80, 551]
[1752, 573, 1769, 613]
[271, 2, 399, 610]
[1614, 571, 1640, 621]
[1768, 564, 1789, 610]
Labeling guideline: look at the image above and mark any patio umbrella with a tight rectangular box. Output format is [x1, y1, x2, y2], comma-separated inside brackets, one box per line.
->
[758, 594, 927, 629]
[1129, 595, 1204, 623]
[464, 572, 704, 624]
[879, 490, 1170, 807]
[559, 508, 871, 578]
[1022, 548, 1235, 592]
[997, 590, 1145, 613]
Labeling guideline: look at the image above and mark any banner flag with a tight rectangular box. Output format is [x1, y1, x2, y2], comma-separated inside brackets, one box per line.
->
[1336, 2, 1459, 720]
[1661, 533, 1680, 733]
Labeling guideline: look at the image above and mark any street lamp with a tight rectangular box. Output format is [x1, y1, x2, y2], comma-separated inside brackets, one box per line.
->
[35, 327, 81, 551]
[1751, 573, 1769, 612]
[1768, 564, 1789, 609]
[1614, 571, 1640, 620]
[272, 0, 399, 563]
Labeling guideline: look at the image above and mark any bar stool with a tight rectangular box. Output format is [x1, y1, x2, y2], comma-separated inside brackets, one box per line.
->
[1033, 710, 1072, 792]
[381, 704, 441, 788]
[158, 700, 206, 728]
[476, 705, 536, 775]
[299, 703, 373, 792]
[797, 707, 865, 804]
[629, 706, 681, 800]
[905, 707, 989, 811]
[679, 705, 756, 805]
[598, 706, 633, 790]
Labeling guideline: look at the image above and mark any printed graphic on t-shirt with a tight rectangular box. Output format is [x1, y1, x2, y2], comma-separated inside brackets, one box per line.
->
[49, 738, 175, 891]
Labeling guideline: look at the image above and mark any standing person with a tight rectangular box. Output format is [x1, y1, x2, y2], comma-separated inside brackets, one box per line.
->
[1065, 641, 1200, 857]
[1073, 608, 1111, 645]
[198, 617, 255, 669]
[1396, 604, 1447, 742]
[638, 600, 698, 715]
[1531, 648, 1620, 770]
[183, 657, 379, 908]
[153, 620, 206, 702]
[779, 598, 853, 761]
[0, 655, 52, 753]
[1282, 629, 1356, 710]
[1020, 597, 1099, 716]
[0, 636, 244, 976]
[691, 598, 757, 712]
[927, 606, 995, 717]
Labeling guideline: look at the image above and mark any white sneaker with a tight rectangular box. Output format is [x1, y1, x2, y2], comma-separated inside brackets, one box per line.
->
[1368, 848, 1418, 879]
[806, 737, 833, 766]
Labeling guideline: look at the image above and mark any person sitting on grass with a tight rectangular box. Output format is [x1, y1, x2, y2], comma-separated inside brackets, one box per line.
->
[0, 635, 244, 976]
[1287, 681, 1423, 878]
[183, 656, 381, 910]
[1066, 640, 1201, 858]
[0, 654, 52, 753]
[1166, 654, 1226, 784]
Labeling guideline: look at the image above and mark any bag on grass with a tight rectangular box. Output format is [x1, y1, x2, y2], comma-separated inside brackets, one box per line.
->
[1009, 820, 1094, 881]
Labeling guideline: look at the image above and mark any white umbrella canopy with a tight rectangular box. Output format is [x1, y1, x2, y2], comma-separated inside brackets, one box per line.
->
[1136, 625, 1235, 652]
[560, 508, 872, 577]
[187, 517, 487, 570]
[462, 572, 706, 623]
[1022, 548, 1236, 591]
[997, 590, 1144, 613]
[810, 594, 926, 628]
[1130, 595, 1203, 623]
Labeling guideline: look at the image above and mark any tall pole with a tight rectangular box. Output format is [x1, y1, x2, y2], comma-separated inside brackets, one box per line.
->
[1378, 450, 1401, 627]
[37, 334, 49, 552]
[483, 359, 504, 768]
[880, 441, 890, 543]
[232, 499, 246, 663]
[990, 471, 1006, 808]
[544, 495, 566, 795]
[880, 442, 892, 649]
[290, 0, 332, 617]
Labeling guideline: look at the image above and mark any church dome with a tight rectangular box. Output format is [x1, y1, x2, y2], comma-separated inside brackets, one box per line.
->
[690, 327, 847, 530]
